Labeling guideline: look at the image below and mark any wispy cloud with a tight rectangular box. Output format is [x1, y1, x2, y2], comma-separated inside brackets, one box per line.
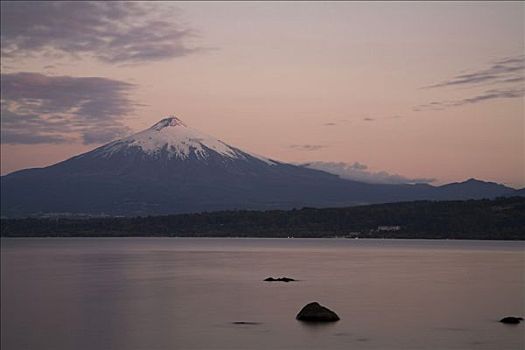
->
[0, 2, 205, 64]
[323, 116, 403, 126]
[301, 161, 435, 185]
[417, 55, 524, 110]
[423, 55, 524, 89]
[1, 72, 136, 144]
[289, 144, 327, 151]
[414, 87, 525, 111]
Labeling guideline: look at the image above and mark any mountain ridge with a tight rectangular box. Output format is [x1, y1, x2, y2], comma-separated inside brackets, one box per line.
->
[1, 116, 522, 217]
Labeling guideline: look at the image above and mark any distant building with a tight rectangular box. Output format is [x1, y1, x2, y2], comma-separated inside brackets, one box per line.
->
[343, 232, 361, 238]
[377, 225, 401, 232]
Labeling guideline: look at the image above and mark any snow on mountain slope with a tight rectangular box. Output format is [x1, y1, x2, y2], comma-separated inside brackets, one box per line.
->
[88, 116, 277, 165]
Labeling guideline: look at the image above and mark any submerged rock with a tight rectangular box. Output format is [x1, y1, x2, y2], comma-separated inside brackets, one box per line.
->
[264, 277, 296, 282]
[232, 321, 261, 325]
[499, 316, 523, 324]
[296, 302, 340, 322]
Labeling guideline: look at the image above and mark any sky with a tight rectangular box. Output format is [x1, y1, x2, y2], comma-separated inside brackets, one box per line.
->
[1, 1, 524, 188]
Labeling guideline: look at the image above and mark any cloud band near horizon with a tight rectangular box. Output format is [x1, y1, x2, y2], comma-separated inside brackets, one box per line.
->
[302, 161, 435, 185]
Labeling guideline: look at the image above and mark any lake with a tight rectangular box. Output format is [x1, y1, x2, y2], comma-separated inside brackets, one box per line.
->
[1, 238, 524, 349]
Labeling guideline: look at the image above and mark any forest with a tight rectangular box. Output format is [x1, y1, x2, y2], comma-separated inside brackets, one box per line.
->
[1, 197, 524, 240]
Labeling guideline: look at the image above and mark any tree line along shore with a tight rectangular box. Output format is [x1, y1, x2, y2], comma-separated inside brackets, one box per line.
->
[1, 197, 524, 240]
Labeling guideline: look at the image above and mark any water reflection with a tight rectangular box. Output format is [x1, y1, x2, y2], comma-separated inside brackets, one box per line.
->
[1, 238, 524, 350]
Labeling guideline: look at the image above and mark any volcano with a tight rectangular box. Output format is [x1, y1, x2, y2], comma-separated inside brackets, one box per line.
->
[1, 116, 518, 217]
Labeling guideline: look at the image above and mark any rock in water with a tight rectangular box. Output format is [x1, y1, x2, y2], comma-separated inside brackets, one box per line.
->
[296, 302, 340, 322]
[499, 316, 523, 324]
[264, 277, 296, 282]
[232, 321, 261, 325]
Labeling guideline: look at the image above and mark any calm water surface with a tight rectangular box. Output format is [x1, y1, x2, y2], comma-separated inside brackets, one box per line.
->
[1, 238, 524, 350]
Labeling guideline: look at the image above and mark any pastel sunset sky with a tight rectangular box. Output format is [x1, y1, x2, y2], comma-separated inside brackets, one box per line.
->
[1, 1, 524, 187]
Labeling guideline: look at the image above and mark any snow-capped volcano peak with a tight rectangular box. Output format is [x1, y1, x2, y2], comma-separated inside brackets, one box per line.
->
[92, 116, 276, 165]
[151, 116, 186, 130]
